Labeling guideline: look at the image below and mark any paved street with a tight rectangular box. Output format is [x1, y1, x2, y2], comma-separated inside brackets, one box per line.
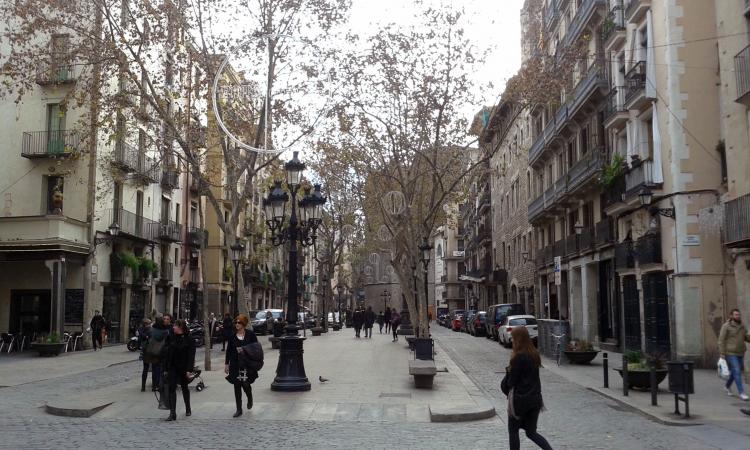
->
[0, 326, 746, 449]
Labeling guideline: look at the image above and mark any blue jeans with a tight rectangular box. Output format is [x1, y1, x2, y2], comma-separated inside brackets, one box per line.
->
[725, 355, 745, 394]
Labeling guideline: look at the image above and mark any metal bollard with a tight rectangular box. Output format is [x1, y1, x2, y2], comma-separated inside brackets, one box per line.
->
[650, 361, 658, 406]
[622, 354, 629, 397]
[603, 352, 609, 388]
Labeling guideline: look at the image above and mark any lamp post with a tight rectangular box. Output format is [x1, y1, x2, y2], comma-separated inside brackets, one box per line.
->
[336, 284, 344, 327]
[230, 241, 245, 318]
[262, 151, 326, 392]
[419, 238, 433, 336]
[321, 274, 329, 332]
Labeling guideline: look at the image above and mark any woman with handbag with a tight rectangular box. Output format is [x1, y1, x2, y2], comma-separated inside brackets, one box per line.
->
[164, 319, 195, 421]
[225, 314, 260, 418]
[501, 327, 552, 450]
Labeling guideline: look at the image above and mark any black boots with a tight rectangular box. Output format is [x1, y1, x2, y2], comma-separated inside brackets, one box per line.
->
[233, 382, 252, 416]
[183, 389, 191, 417]
[243, 384, 253, 410]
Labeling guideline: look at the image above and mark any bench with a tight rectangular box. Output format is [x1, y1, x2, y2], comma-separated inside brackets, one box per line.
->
[409, 359, 437, 388]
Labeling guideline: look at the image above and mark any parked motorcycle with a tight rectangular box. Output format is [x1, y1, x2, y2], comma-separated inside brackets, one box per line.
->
[188, 321, 204, 347]
[127, 335, 140, 352]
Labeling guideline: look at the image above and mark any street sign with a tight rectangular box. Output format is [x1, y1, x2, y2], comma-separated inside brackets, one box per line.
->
[554, 256, 562, 286]
[682, 235, 700, 246]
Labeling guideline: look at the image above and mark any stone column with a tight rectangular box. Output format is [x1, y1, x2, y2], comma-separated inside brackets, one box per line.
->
[45, 256, 66, 337]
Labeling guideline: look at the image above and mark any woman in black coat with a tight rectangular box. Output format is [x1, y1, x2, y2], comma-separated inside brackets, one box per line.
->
[501, 326, 552, 450]
[164, 319, 196, 421]
[225, 314, 259, 418]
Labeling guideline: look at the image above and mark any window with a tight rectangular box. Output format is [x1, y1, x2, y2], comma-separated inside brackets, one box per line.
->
[46, 176, 64, 214]
[175, 203, 180, 225]
[161, 197, 170, 223]
[567, 141, 575, 168]
[717, 140, 727, 183]
[527, 171, 532, 199]
[581, 127, 589, 155]
[191, 202, 198, 227]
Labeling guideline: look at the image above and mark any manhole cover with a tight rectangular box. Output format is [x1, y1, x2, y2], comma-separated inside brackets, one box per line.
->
[379, 393, 412, 398]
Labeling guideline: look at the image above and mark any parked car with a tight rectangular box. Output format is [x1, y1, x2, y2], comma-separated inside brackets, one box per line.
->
[468, 311, 487, 336]
[251, 309, 284, 335]
[437, 313, 449, 327]
[450, 309, 465, 331]
[461, 310, 477, 333]
[498, 315, 538, 347]
[485, 303, 525, 340]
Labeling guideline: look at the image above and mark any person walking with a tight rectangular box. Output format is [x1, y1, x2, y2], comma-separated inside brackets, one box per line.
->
[377, 311, 385, 334]
[353, 307, 364, 338]
[163, 319, 196, 421]
[391, 310, 401, 342]
[384, 308, 392, 334]
[364, 306, 376, 338]
[145, 316, 170, 392]
[90, 310, 105, 351]
[501, 327, 553, 450]
[225, 314, 260, 418]
[137, 318, 154, 392]
[221, 313, 233, 351]
[719, 309, 750, 400]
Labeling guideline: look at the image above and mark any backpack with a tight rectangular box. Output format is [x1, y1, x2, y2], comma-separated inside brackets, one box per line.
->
[145, 336, 165, 361]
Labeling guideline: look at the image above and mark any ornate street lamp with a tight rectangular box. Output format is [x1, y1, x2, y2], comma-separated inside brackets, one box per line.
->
[418, 238, 433, 336]
[262, 151, 326, 392]
[230, 241, 245, 317]
[638, 186, 675, 219]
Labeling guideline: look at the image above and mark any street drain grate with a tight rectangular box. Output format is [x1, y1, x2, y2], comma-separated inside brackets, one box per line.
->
[379, 393, 412, 398]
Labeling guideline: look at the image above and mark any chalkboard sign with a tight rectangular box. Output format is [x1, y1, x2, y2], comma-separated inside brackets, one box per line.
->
[65, 289, 84, 325]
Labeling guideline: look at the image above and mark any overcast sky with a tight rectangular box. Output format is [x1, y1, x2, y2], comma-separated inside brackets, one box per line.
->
[346, 0, 525, 113]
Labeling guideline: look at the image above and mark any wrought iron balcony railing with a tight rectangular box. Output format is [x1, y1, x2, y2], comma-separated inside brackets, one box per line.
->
[22, 130, 81, 158]
[725, 193, 750, 247]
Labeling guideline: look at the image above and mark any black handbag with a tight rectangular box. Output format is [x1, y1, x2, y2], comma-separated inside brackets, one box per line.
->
[238, 342, 264, 372]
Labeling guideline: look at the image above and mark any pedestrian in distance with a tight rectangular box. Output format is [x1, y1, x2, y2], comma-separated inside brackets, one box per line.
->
[163, 319, 196, 421]
[225, 314, 262, 418]
[89, 310, 105, 351]
[391, 310, 401, 342]
[501, 327, 553, 450]
[384, 308, 392, 334]
[377, 311, 385, 334]
[137, 318, 154, 392]
[719, 308, 750, 400]
[209, 313, 218, 349]
[353, 307, 364, 338]
[221, 313, 233, 351]
[364, 306, 376, 338]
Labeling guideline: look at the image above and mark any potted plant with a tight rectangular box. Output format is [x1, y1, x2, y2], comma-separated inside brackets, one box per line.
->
[599, 154, 626, 187]
[139, 258, 159, 278]
[31, 333, 67, 356]
[564, 339, 600, 365]
[615, 351, 668, 390]
[118, 251, 141, 279]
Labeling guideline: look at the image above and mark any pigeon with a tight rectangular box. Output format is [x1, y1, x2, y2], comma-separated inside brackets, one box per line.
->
[319, 376, 329, 383]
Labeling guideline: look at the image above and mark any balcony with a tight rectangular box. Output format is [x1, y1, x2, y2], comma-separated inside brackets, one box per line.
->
[735, 44, 750, 105]
[624, 0, 650, 23]
[595, 217, 615, 247]
[106, 208, 156, 241]
[186, 227, 207, 248]
[536, 247, 547, 268]
[615, 240, 635, 270]
[21, 130, 81, 158]
[528, 193, 545, 222]
[602, 174, 626, 209]
[161, 168, 179, 190]
[625, 159, 657, 198]
[565, 234, 579, 257]
[565, 0, 606, 47]
[602, 1, 626, 50]
[553, 239, 567, 259]
[153, 219, 181, 242]
[112, 141, 139, 172]
[189, 176, 204, 193]
[553, 176, 568, 202]
[189, 266, 201, 285]
[746, 0, 750, 16]
[635, 232, 662, 265]
[579, 226, 594, 251]
[567, 60, 608, 118]
[36, 59, 77, 86]
[604, 87, 628, 129]
[545, 245, 555, 265]
[725, 193, 750, 247]
[478, 190, 491, 212]
[0, 215, 89, 254]
[160, 262, 174, 283]
[544, 0, 560, 30]
[624, 61, 647, 109]
[567, 150, 604, 195]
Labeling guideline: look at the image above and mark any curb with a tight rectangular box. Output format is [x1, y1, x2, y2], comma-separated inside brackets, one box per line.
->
[585, 387, 703, 427]
[45, 401, 112, 418]
[429, 399, 496, 422]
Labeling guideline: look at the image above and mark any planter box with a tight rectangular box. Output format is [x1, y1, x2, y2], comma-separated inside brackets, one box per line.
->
[615, 368, 668, 390]
[311, 327, 323, 336]
[31, 342, 67, 357]
[564, 350, 599, 365]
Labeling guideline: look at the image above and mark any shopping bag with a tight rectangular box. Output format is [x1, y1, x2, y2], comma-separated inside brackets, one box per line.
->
[717, 357, 730, 380]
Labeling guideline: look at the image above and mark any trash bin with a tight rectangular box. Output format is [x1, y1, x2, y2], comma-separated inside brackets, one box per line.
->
[667, 361, 694, 394]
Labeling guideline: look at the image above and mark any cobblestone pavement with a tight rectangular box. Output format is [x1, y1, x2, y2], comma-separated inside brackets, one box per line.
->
[431, 326, 735, 450]
[0, 329, 734, 449]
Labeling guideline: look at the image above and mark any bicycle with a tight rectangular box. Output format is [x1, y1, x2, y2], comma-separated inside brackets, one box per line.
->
[551, 332, 566, 366]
